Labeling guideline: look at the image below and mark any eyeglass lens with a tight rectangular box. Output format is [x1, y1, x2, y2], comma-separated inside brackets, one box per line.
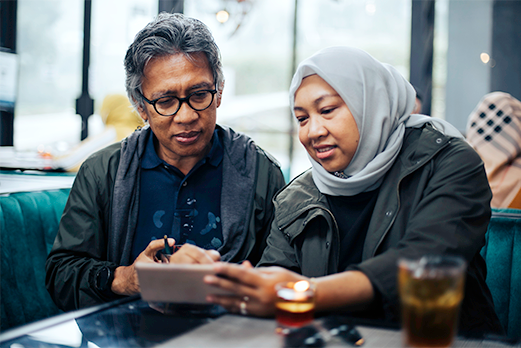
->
[155, 90, 214, 116]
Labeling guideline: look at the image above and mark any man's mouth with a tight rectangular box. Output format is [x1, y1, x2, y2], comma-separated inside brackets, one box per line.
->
[174, 131, 200, 144]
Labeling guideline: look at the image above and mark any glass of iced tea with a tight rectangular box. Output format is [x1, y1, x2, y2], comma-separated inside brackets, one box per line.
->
[398, 255, 466, 348]
[275, 280, 316, 331]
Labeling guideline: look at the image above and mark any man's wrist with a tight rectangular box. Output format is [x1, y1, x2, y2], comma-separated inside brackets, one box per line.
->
[111, 265, 137, 296]
[94, 264, 117, 297]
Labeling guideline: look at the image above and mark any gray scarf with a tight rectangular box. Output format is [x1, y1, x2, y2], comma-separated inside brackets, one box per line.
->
[289, 46, 463, 196]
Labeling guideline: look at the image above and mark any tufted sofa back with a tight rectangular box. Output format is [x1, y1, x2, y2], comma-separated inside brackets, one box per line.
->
[480, 208, 521, 338]
[0, 189, 70, 331]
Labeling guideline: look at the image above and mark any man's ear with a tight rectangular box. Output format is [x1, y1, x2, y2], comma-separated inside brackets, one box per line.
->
[133, 98, 149, 122]
[216, 81, 225, 108]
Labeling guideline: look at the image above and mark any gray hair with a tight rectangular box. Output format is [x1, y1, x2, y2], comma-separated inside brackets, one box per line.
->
[124, 12, 224, 111]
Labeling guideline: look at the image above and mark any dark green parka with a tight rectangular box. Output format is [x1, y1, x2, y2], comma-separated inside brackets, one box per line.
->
[259, 124, 503, 334]
[46, 125, 285, 311]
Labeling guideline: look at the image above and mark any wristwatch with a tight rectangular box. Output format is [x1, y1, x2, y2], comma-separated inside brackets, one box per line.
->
[95, 265, 115, 293]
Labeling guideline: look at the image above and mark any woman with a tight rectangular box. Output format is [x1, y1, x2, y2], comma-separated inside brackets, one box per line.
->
[205, 47, 503, 334]
[467, 91, 521, 209]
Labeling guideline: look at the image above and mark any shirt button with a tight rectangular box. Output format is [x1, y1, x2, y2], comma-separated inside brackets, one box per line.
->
[163, 165, 168, 169]
[436, 138, 442, 144]
[182, 181, 188, 187]
[385, 210, 393, 217]
[326, 241, 330, 248]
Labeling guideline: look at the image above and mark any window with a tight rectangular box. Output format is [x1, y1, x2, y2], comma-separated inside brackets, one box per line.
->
[14, 0, 157, 156]
[186, 0, 411, 178]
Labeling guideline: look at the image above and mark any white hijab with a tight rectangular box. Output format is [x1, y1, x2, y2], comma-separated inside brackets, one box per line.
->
[289, 46, 463, 196]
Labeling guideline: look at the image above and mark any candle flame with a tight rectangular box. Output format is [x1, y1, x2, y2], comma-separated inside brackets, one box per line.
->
[293, 280, 310, 292]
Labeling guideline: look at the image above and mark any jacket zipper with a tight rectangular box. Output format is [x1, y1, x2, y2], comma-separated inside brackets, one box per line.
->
[371, 139, 452, 256]
[279, 205, 339, 273]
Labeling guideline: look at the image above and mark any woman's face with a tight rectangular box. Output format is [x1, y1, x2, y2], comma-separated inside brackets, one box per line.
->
[294, 74, 360, 173]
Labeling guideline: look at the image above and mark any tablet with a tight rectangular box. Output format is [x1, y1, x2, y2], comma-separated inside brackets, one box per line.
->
[135, 263, 234, 304]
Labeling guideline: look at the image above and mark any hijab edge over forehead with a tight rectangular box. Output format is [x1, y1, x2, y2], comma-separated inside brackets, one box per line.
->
[290, 46, 463, 196]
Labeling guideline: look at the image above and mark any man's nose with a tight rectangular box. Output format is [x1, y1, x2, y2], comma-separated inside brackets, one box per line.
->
[174, 102, 198, 124]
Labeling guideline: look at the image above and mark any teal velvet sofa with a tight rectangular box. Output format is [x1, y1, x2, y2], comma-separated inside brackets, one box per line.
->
[481, 208, 521, 338]
[0, 188, 70, 331]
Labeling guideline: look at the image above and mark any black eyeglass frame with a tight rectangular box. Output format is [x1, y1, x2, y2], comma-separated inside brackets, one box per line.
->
[137, 88, 218, 116]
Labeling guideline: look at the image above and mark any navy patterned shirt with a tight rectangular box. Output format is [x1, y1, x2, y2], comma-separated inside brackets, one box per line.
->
[131, 130, 223, 261]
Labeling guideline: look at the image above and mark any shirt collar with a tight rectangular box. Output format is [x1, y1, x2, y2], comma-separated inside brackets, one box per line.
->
[141, 129, 223, 170]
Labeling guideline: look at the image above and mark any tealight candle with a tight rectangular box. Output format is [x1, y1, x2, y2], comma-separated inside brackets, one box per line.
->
[275, 280, 316, 331]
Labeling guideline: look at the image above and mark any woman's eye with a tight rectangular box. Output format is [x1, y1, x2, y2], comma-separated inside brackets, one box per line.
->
[321, 107, 335, 115]
[296, 116, 308, 123]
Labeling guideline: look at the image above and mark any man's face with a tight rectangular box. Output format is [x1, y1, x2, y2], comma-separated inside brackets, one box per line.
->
[138, 52, 221, 174]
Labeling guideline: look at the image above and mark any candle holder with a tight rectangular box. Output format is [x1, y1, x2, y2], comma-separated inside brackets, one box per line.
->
[275, 280, 316, 332]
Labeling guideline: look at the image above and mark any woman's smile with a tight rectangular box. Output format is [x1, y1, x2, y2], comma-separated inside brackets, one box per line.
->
[314, 145, 336, 159]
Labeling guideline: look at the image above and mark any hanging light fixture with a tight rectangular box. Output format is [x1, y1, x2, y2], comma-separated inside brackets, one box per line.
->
[216, 10, 230, 23]
[214, 0, 254, 37]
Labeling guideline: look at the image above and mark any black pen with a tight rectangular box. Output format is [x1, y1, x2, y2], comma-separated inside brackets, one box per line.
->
[163, 235, 173, 255]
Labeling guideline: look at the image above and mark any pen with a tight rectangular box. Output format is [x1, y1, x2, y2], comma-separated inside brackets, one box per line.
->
[163, 235, 173, 255]
[155, 236, 184, 263]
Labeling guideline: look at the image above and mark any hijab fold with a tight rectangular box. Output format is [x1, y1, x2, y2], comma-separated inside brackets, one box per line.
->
[289, 46, 463, 196]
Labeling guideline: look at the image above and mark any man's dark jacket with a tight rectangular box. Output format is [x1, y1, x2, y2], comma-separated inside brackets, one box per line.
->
[259, 124, 503, 335]
[46, 125, 285, 311]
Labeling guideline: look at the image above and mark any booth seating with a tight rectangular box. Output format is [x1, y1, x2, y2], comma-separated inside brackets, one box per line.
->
[0, 188, 70, 331]
[481, 208, 521, 338]
[0, 175, 520, 336]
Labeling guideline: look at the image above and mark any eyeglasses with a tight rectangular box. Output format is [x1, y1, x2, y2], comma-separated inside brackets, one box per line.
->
[138, 89, 217, 116]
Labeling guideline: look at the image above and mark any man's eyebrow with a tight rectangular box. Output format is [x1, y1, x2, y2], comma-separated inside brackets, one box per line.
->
[187, 82, 214, 92]
[151, 82, 215, 99]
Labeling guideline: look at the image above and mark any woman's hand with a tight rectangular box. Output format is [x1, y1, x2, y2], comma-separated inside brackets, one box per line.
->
[204, 261, 307, 317]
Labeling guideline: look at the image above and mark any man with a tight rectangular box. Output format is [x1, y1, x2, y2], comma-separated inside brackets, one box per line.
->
[45, 13, 285, 311]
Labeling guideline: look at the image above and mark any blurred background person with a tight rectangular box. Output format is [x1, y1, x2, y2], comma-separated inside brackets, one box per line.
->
[54, 94, 144, 172]
[99, 94, 145, 142]
[466, 92, 521, 209]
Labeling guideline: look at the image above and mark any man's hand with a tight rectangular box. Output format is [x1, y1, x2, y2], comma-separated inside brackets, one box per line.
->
[168, 243, 221, 264]
[111, 239, 221, 296]
[111, 238, 169, 296]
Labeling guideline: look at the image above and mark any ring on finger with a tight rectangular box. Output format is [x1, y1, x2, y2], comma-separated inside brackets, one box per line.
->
[240, 300, 248, 316]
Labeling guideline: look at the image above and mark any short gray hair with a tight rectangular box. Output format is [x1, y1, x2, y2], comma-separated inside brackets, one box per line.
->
[124, 13, 224, 111]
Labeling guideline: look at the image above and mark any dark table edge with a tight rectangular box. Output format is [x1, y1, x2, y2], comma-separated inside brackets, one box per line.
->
[0, 295, 141, 343]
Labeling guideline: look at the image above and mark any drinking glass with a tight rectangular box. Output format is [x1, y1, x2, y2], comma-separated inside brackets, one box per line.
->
[398, 255, 466, 348]
[275, 280, 316, 331]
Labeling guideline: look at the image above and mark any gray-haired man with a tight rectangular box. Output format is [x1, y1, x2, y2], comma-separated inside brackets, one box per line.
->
[46, 13, 285, 311]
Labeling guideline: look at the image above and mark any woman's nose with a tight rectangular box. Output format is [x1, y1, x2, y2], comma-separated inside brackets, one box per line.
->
[307, 116, 328, 139]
